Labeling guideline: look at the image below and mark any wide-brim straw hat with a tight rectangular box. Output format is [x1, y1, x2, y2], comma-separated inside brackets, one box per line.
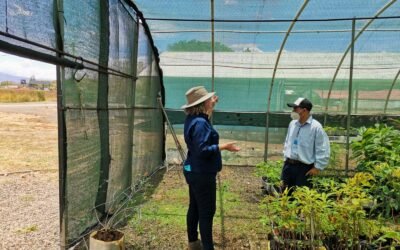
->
[181, 86, 215, 109]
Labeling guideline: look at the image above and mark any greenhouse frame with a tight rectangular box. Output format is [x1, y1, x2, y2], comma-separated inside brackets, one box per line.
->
[0, 0, 399, 248]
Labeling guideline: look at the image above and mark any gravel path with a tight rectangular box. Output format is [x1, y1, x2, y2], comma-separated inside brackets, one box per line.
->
[0, 171, 59, 249]
[0, 102, 59, 249]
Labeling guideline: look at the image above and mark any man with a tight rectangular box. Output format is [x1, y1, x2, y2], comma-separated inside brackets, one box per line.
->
[281, 97, 330, 192]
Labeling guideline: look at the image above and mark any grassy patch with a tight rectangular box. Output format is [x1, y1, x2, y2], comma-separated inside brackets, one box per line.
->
[20, 195, 35, 202]
[0, 89, 56, 102]
[15, 225, 38, 234]
[123, 167, 269, 249]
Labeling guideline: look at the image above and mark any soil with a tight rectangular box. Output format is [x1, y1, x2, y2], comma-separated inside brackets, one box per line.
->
[94, 229, 124, 242]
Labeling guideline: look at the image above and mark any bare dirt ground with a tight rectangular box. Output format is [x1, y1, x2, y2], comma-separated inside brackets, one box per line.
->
[0, 102, 59, 250]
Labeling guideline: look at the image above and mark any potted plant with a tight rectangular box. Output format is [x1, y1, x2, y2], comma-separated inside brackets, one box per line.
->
[88, 181, 146, 250]
[89, 200, 132, 250]
[255, 160, 283, 196]
[89, 228, 125, 250]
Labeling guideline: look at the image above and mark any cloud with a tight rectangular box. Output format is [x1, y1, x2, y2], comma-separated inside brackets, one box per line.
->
[9, 4, 32, 16]
[224, 0, 238, 5]
[0, 52, 56, 80]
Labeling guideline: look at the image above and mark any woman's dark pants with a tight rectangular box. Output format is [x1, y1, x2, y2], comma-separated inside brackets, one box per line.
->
[184, 171, 216, 250]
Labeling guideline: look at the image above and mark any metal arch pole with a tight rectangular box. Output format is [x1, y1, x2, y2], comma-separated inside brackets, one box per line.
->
[95, 0, 111, 215]
[0, 40, 84, 69]
[152, 28, 400, 34]
[54, 0, 67, 248]
[384, 69, 400, 113]
[126, 14, 140, 191]
[157, 99, 187, 162]
[210, 2, 225, 249]
[264, 0, 310, 161]
[345, 19, 356, 176]
[211, 0, 215, 92]
[323, 0, 397, 125]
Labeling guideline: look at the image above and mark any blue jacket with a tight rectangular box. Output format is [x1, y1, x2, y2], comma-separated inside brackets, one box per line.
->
[183, 113, 222, 174]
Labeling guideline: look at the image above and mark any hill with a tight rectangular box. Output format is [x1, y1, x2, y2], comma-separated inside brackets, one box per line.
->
[0, 72, 28, 83]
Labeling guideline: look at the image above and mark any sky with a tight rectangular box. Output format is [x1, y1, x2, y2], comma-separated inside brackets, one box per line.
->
[0, 52, 56, 80]
[135, 0, 400, 53]
[0, 0, 398, 81]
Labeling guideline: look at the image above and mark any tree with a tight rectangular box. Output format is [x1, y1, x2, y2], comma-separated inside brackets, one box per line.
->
[29, 75, 36, 84]
[167, 39, 233, 52]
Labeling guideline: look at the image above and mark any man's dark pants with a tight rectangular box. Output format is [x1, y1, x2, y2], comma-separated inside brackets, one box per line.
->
[281, 160, 314, 194]
[184, 171, 216, 250]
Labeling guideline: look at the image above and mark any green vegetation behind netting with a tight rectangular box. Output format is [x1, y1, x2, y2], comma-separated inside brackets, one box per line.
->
[167, 39, 234, 52]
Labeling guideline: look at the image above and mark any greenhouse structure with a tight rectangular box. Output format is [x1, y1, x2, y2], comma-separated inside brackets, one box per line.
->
[0, 0, 399, 248]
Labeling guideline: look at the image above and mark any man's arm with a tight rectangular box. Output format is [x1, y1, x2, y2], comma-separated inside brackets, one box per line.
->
[314, 127, 331, 170]
[306, 127, 330, 176]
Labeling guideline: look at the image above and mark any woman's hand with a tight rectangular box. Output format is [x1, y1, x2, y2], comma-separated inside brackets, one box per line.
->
[219, 141, 240, 152]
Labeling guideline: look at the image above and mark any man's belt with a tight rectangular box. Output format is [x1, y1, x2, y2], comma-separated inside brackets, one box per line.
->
[286, 158, 314, 167]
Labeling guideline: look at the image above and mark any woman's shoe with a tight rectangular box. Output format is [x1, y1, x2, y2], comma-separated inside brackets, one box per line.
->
[188, 239, 202, 250]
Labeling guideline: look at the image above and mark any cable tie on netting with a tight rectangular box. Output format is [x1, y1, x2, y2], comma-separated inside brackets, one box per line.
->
[57, 10, 67, 25]
[73, 57, 87, 82]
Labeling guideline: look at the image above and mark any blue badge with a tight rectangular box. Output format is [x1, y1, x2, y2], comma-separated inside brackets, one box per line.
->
[184, 164, 191, 172]
[294, 138, 298, 145]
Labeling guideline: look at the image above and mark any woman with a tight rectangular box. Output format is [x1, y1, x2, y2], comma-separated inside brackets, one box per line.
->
[181, 86, 240, 250]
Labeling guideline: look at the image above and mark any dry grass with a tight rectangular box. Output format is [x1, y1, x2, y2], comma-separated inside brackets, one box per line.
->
[0, 89, 56, 102]
[0, 106, 59, 249]
[0, 111, 58, 174]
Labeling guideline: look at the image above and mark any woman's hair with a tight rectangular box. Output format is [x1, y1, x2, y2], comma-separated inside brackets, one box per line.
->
[184, 102, 207, 115]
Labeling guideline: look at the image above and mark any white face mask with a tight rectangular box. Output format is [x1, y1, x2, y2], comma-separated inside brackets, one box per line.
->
[290, 111, 300, 120]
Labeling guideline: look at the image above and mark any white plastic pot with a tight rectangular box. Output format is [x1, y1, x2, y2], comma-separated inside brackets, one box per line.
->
[89, 230, 125, 250]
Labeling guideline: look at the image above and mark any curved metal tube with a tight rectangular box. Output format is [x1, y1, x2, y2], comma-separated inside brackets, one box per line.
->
[384, 69, 400, 113]
[323, 0, 397, 119]
[264, 0, 310, 160]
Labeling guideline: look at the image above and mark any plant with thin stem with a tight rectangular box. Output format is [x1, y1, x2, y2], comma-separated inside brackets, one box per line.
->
[292, 186, 335, 248]
[255, 160, 283, 186]
[91, 174, 155, 237]
[331, 172, 380, 248]
[351, 124, 400, 172]
[364, 163, 400, 219]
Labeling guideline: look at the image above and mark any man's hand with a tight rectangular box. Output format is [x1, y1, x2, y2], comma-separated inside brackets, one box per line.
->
[220, 141, 240, 152]
[306, 167, 320, 176]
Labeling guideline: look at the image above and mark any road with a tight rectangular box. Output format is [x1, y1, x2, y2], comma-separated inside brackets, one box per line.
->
[0, 102, 57, 123]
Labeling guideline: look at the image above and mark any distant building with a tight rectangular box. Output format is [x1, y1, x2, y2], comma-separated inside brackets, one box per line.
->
[4, 85, 19, 89]
[29, 79, 53, 85]
[28, 78, 53, 89]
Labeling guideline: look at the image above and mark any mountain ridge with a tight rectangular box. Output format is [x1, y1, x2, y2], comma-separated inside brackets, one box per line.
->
[0, 72, 28, 83]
